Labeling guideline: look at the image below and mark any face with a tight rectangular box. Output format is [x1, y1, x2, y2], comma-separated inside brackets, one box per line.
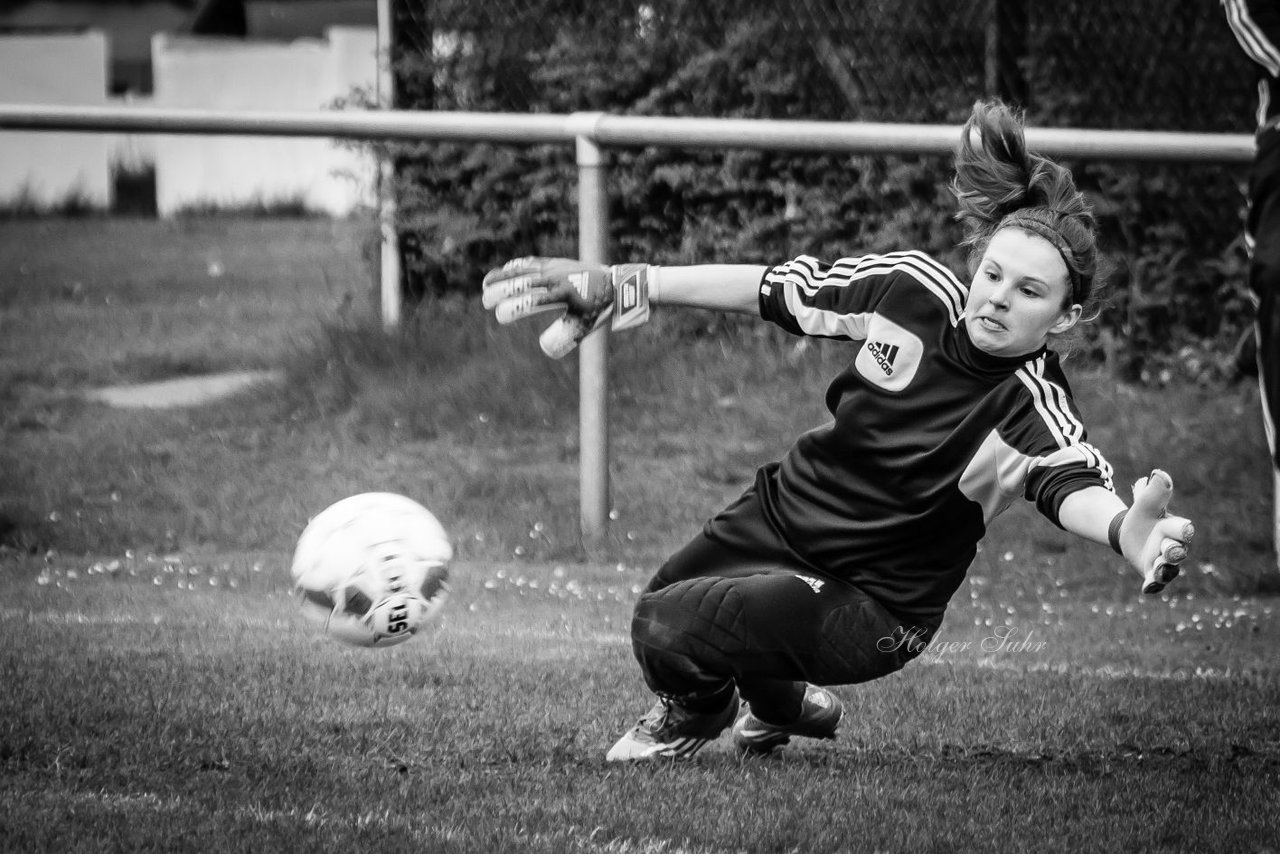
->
[963, 228, 1081, 357]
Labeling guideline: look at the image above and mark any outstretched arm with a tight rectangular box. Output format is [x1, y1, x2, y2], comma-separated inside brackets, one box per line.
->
[1058, 470, 1195, 594]
[651, 265, 768, 314]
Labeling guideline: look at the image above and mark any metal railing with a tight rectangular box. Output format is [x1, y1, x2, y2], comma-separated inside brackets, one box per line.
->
[0, 104, 1254, 158]
[0, 103, 1256, 544]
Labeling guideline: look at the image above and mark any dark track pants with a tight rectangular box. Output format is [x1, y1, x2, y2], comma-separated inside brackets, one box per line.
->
[631, 515, 941, 725]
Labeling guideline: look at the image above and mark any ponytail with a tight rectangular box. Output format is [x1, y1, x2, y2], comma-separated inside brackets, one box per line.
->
[951, 100, 1100, 310]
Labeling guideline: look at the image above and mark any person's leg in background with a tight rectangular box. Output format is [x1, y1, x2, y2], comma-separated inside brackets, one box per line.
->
[1247, 124, 1280, 568]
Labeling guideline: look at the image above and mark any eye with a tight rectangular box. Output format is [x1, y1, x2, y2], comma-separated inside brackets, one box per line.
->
[1020, 285, 1041, 298]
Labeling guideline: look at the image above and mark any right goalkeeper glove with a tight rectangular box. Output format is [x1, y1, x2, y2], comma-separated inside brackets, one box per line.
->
[481, 257, 655, 358]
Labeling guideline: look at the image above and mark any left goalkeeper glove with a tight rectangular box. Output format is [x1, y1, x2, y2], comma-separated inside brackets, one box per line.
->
[480, 257, 655, 359]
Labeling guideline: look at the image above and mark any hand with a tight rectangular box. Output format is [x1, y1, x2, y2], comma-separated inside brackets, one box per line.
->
[481, 257, 653, 358]
[1118, 469, 1195, 595]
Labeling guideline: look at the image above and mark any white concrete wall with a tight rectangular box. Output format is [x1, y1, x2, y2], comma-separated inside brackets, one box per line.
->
[152, 27, 378, 217]
[0, 31, 112, 210]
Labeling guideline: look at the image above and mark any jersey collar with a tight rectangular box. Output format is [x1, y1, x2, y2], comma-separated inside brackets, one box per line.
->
[955, 320, 1047, 377]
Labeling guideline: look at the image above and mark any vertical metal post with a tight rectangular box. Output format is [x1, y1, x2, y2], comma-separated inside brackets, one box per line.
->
[376, 0, 401, 330]
[573, 113, 609, 544]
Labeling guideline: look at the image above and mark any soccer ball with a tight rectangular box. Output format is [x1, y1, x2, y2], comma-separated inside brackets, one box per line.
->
[291, 492, 452, 648]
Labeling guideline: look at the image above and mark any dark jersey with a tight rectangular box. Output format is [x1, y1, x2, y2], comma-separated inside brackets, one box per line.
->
[733, 251, 1114, 618]
[1224, 0, 1280, 128]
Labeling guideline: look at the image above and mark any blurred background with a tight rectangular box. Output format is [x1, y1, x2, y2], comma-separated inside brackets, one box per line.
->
[386, 0, 1258, 384]
[0, 0, 1261, 383]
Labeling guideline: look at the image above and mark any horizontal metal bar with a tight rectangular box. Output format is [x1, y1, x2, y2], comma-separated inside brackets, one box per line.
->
[594, 115, 1255, 163]
[1022, 126, 1253, 163]
[593, 116, 961, 154]
[0, 103, 1255, 163]
[0, 104, 571, 144]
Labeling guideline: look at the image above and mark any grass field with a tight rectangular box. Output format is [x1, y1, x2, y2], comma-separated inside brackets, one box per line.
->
[3, 217, 1280, 851]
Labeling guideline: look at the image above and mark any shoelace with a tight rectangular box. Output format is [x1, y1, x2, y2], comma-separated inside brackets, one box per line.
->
[639, 699, 672, 731]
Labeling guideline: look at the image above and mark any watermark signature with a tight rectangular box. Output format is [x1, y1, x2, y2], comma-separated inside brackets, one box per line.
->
[878, 625, 1047, 661]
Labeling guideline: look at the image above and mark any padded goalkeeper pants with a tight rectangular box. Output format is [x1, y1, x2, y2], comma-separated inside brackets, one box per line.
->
[631, 525, 941, 726]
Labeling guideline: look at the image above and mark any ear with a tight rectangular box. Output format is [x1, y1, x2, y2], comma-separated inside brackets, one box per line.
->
[1050, 303, 1082, 335]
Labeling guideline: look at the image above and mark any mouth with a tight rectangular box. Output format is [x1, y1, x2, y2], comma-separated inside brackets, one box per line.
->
[974, 315, 1006, 333]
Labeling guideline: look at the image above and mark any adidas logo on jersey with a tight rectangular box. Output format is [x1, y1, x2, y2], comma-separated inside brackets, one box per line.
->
[795, 574, 825, 593]
[854, 315, 923, 392]
[866, 341, 900, 375]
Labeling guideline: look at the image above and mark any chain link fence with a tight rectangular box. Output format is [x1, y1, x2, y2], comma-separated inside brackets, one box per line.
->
[384, 0, 1261, 382]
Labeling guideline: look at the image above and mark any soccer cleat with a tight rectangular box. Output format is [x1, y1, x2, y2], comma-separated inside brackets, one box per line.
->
[732, 684, 843, 755]
[605, 691, 740, 762]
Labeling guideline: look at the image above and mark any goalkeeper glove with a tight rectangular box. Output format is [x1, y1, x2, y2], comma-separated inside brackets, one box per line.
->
[1112, 469, 1195, 595]
[481, 257, 655, 358]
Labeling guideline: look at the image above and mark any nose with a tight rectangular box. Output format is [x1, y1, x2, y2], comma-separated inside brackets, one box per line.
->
[987, 283, 1011, 310]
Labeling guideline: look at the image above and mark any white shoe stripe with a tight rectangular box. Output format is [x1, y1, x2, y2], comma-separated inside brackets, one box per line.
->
[608, 726, 727, 761]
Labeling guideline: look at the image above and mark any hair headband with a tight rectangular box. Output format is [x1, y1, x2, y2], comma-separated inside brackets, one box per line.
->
[996, 210, 1086, 304]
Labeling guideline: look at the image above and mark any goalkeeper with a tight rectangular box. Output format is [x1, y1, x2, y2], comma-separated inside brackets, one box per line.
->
[482, 100, 1196, 762]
